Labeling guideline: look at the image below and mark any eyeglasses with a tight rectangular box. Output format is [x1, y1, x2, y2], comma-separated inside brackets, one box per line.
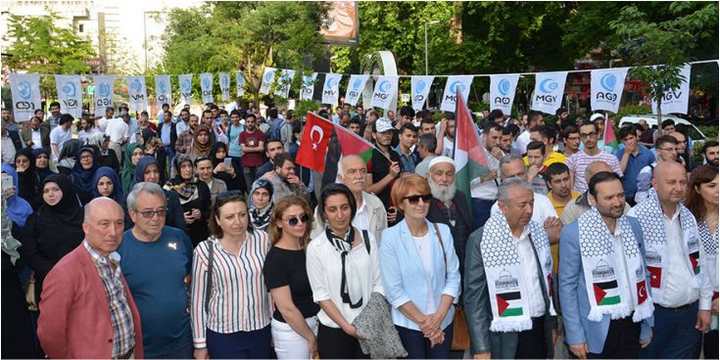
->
[579, 132, 597, 139]
[404, 194, 433, 205]
[285, 214, 309, 226]
[136, 208, 168, 219]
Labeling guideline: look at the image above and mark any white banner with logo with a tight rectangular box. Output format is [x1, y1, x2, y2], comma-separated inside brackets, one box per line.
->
[274, 69, 295, 99]
[300, 73, 318, 101]
[236, 71, 245, 97]
[54, 75, 82, 118]
[345, 74, 369, 106]
[411, 75, 434, 111]
[489, 74, 520, 115]
[259, 67, 277, 95]
[652, 64, 691, 115]
[322, 73, 342, 105]
[531, 71, 567, 115]
[219, 72, 231, 101]
[371, 75, 398, 110]
[440, 75, 473, 112]
[200, 73, 214, 104]
[126, 76, 148, 112]
[93, 75, 116, 117]
[590, 68, 628, 113]
[9, 73, 41, 122]
[155, 75, 172, 108]
[179, 74, 193, 104]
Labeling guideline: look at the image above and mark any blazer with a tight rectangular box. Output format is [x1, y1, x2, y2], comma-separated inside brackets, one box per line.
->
[20, 124, 50, 150]
[558, 219, 653, 355]
[38, 244, 144, 359]
[158, 121, 178, 150]
[379, 219, 461, 331]
[464, 226, 556, 358]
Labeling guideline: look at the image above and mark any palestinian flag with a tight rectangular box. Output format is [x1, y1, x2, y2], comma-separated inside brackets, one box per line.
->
[647, 266, 662, 288]
[689, 251, 700, 274]
[496, 292, 523, 317]
[333, 121, 374, 164]
[636, 280, 648, 304]
[603, 116, 619, 152]
[593, 279, 621, 305]
[453, 89, 488, 218]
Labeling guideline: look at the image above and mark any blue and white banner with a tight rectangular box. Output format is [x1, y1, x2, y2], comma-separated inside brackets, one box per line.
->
[54, 75, 82, 118]
[200, 73, 214, 104]
[155, 75, 172, 108]
[300, 73, 318, 101]
[274, 69, 295, 99]
[93, 75, 116, 117]
[219, 72, 231, 101]
[652, 64, 691, 115]
[126, 76, 148, 112]
[590, 68, 628, 113]
[440, 75, 473, 112]
[531, 71, 567, 115]
[489, 74, 519, 116]
[259, 67, 277, 95]
[371, 75, 398, 110]
[322, 73, 342, 105]
[236, 71, 245, 97]
[179, 74, 193, 104]
[411, 76, 434, 111]
[345, 74, 369, 106]
[9, 73, 41, 122]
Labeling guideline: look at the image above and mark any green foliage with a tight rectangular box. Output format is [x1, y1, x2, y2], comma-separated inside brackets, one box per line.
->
[615, 104, 652, 121]
[294, 99, 320, 120]
[699, 125, 719, 141]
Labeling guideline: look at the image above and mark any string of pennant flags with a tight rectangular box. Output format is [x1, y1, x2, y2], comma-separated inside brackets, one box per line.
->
[7, 59, 718, 123]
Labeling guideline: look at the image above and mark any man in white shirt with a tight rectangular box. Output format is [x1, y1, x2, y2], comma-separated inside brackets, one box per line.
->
[49, 114, 74, 161]
[95, 106, 115, 133]
[514, 111, 544, 156]
[105, 114, 129, 164]
[471, 123, 505, 227]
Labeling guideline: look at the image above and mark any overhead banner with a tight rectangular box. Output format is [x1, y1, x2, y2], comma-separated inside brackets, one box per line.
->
[200, 73, 214, 104]
[179, 74, 193, 104]
[370, 75, 398, 110]
[219, 72, 231, 101]
[9, 73, 41, 122]
[489, 74, 520, 116]
[652, 64, 691, 115]
[300, 73, 318, 101]
[411, 75, 434, 111]
[274, 69, 295, 99]
[54, 75, 82, 118]
[259, 67, 277, 95]
[531, 71, 567, 115]
[236, 71, 245, 97]
[126, 76, 148, 112]
[440, 75, 473, 113]
[345, 74, 369, 106]
[321, 73, 342, 105]
[155, 75, 172, 108]
[590, 68, 629, 113]
[93, 75, 116, 117]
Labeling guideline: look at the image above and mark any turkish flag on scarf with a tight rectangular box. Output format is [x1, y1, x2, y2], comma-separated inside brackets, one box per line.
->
[296, 112, 334, 172]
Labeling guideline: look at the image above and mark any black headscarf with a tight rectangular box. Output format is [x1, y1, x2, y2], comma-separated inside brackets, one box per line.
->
[210, 142, 229, 167]
[13, 148, 38, 205]
[32, 148, 56, 183]
[38, 174, 84, 228]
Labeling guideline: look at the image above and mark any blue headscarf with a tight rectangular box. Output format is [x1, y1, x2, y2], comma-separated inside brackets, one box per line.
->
[92, 166, 124, 203]
[134, 155, 160, 184]
[1, 163, 33, 227]
[71, 145, 99, 195]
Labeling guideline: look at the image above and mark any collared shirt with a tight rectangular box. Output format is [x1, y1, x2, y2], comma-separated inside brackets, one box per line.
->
[83, 241, 135, 357]
[49, 126, 72, 159]
[514, 228, 546, 317]
[393, 145, 419, 173]
[612, 224, 635, 311]
[31, 129, 43, 149]
[176, 121, 190, 138]
[105, 118, 129, 143]
[659, 207, 699, 307]
[614, 145, 655, 198]
[414, 155, 436, 177]
[160, 122, 172, 146]
[353, 196, 370, 232]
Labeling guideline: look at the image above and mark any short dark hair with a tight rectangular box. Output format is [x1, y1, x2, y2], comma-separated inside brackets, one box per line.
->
[268, 108, 278, 118]
[488, 109, 504, 121]
[194, 156, 212, 167]
[399, 106, 415, 118]
[505, 123, 521, 137]
[484, 123, 503, 134]
[230, 110, 241, 117]
[49, 101, 60, 108]
[562, 125, 579, 139]
[161, 103, 170, 109]
[210, 191, 252, 237]
[702, 140, 719, 156]
[588, 171, 622, 197]
[418, 133, 437, 152]
[420, 117, 435, 127]
[319, 183, 357, 223]
[618, 125, 637, 140]
[655, 135, 678, 149]
[265, 138, 283, 152]
[528, 111, 543, 124]
[545, 162, 570, 185]
[533, 125, 557, 144]
[399, 123, 418, 135]
[273, 152, 293, 170]
[59, 113, 74, 125]
[245, 113, 256, 121]
[661, 119, 676, 129]
[349, 117, 362, 126]
[526, 140, 546, 155]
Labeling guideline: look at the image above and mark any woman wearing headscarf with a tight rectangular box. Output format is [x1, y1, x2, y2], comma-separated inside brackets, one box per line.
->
[20, 174, 84, 303]
[210, 142, 245, 192]
[249, 179, 274, 232]
[70, 145, 100, 205]
[122, 143, 145, 194]
[142, 133, 168, 184]
[129, 155, 186, 231]
[56, 138, 83, 175]
[189, 125, 213, 161]
[92, 166, 124, 205]
[13, 148, 40, 208]
[165, 156, 211, 246]
[33, 148, 56, 184]
[86, 133, 120, 173]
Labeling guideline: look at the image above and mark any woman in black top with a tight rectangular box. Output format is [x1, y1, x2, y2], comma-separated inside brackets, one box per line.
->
[33, 148, 56, 184]
[165, 156, 211, 246]
[13, 148, 40, 209]
[209, 142, 244, 192]
[70, 145, 100, 205]
[86, 133, 120, 173]
[263, 195, 320, 359]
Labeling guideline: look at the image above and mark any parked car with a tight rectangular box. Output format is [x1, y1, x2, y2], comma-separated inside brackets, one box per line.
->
[619, 114, 707, 147]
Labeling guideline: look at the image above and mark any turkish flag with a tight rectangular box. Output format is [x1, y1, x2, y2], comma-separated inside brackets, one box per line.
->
[295, 112, 334, 172]
[647, 266, 662, 288]
[636, 281, 648, 304]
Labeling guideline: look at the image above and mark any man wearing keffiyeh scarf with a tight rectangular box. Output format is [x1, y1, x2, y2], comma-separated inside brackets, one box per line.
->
[559, 172, 654, 358]
[627, 161, 713, 358]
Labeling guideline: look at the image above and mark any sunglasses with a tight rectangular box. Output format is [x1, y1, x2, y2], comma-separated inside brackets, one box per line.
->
[285, 214, 309, 226]
[404, 194, 433, 205]
[136, 208, 168, 219]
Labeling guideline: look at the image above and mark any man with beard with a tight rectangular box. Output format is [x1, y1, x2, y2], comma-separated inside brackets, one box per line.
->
[435, 114, 456, 157]
[561, 161, 632, 226]
[701, 140, 719, 167]
[471, 123, 505, 228]
[414, 133, 437, 178]
[366, 118, 401, 208]
[258, 153, 307, 203]
[567, 121, 623, 193]
[255, 139, 285, 180]
[240, 113, 266, 189]
[425, 156, 475, 275]
[499, 126, 514, 155]
[635, 135, 678, 204]
[175, 114, 199, 158]
[559, 172, 654, 359]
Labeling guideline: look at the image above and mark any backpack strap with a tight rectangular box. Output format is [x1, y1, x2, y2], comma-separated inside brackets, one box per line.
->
[204, 241, 215, 310]
[362, 229, 370, 254]
[432, 222, 447, 279]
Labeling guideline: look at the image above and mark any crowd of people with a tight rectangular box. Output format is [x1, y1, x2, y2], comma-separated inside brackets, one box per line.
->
[1, 98, 718, 359]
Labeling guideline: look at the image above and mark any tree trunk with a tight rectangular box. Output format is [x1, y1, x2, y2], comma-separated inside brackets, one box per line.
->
[451, 2, 463, 45]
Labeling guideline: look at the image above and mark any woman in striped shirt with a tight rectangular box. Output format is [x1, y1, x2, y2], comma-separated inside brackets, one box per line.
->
[263, 195, 320, 359]
[190, 191, 272, 359]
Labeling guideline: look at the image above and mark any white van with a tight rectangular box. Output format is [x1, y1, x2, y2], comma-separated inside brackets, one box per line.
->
[619, 114, 708, 145]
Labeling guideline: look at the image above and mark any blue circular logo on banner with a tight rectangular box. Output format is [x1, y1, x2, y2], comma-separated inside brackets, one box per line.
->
[131, 79, 142, 92]
[181, 78, 191, 92]
[498, 79, 511, 96]
[264, 70, 275, 82]
[326, 76, 338, 88]
[352, 78, 363, 90]
[600, 73, 616, 92]
[449, 81, 465, 94]
[202, 77, 211, 89]
[98, 83, 111, 98]
[62, 82, 76, 97]
[303, 77, 314, 87]
[415, 80, 426, 93]
[539, 79, 558, 94]
[221, 76, 229, 88]
[378, 80, 391, 93]
[18, 81, 32, 100]
[158, 82, 167, 93]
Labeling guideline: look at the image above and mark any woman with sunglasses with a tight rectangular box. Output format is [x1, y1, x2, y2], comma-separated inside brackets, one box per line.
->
[165, 156, 211, 247]
[379, 174, 460, 358]
[191, 191, 272, 359]
[263, 195, 320, 359]
[306, 183, 383, 358]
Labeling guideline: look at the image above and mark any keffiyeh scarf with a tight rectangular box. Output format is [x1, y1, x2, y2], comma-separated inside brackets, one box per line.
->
[698, 222, 718, 300]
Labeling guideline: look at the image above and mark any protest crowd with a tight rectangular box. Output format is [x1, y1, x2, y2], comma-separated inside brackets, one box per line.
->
[2, 97, 719, 359]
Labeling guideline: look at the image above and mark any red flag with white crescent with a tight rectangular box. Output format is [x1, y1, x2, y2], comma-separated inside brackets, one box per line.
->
[295, 112, 334, 172]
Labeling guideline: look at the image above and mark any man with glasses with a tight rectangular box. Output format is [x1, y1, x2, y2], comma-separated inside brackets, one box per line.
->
[567, 121, 623, 194]
[635, 135, 678, 204]
[118, 182, 194, 358]
[561, 126, 581, 158]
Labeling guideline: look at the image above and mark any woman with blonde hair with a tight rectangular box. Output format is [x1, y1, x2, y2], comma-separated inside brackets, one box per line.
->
[263, 195, 320, 359]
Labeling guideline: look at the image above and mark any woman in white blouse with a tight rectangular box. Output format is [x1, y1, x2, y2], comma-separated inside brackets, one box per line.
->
[306, 183, 383, 358]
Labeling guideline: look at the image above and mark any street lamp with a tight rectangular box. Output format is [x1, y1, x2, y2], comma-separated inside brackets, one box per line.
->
[424, 20, 440, 75]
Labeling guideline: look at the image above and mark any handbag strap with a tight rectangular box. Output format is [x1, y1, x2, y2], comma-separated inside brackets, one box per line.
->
[204, 241, 215, 310]
[432, 222, 447, 279]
